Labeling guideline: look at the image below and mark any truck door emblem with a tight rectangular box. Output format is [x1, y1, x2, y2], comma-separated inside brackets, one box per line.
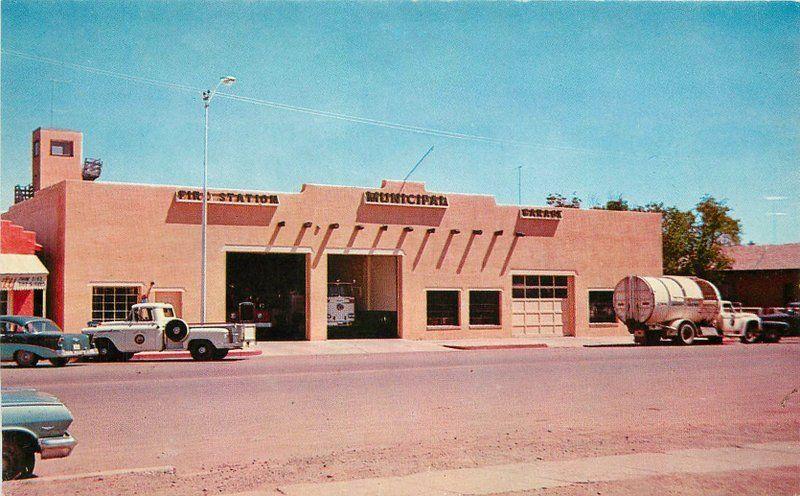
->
[134, 334, 145, 345]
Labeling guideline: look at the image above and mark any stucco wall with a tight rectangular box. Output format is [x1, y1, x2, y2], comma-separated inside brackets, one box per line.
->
[4, 179, 663, 338]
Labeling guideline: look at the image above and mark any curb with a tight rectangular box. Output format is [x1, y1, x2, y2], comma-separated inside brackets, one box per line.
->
[442, 343, 548, 351]
[130, 348, 263, 361]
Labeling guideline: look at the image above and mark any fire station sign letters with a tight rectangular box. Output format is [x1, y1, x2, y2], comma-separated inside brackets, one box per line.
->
[364, 191, 449, 208]
[175, 189, 279, 206]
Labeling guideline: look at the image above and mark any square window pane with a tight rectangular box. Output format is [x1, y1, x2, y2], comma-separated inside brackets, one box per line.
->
[555, 288, 568, 298]
[540, 275, 554, 286]
[469, 290, 500, 325]
[525, 275, 538, 286]
[554, 276, 568, 286]
[540, 288, 554, 298]
[512, 275, 525, 286]
[525, 288, 539, 298]
[512, 288, 525, 299]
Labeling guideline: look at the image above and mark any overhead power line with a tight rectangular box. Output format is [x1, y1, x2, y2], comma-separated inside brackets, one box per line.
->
[3, 47, 659, 160]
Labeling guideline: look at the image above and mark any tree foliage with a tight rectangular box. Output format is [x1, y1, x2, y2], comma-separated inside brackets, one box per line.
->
[546, 192, 582, 208]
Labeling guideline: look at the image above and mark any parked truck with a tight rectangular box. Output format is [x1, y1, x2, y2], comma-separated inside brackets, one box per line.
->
[613, 275, 785, 345]
[327, 281, 356, 327]
[83, 303, 254, 361]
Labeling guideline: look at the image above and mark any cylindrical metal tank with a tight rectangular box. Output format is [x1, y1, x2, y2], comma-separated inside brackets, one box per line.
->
[613, 276, 722, 325]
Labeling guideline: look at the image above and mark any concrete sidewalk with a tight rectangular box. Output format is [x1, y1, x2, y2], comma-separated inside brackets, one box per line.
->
[236, 441, 800, 496]
[252, 336, 634, 357]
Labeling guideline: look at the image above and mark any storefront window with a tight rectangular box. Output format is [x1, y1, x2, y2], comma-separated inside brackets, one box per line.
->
[92, 286, 140, 322]
[512, 275, 569, 299]
[469, 290, 500, 325]
[589, 290, 616, 323]
[427, 290, 459, 327]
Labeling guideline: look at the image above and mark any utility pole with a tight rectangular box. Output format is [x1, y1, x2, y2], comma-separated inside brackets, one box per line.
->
[764, 196, 787, 244]
[49, 79, 71, 127]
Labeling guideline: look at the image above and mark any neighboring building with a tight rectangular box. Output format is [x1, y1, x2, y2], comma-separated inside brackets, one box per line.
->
[0, 219, 48, 316]
[2, 128, 663, 338]
[718, 243, 800, 309]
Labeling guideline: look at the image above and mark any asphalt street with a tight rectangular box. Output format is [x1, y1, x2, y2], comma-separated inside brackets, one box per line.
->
[2, 342, 799, 495]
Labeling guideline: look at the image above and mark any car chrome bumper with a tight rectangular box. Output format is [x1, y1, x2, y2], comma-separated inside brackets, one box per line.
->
[39, 433, 77, 459]
[56, 349, 99, 358]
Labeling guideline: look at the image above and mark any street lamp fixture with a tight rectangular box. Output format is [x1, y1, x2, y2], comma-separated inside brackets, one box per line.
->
[200, 75, 236, 323]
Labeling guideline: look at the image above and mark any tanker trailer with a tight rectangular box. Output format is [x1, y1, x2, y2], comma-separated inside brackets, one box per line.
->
[613, 276, 765, 345]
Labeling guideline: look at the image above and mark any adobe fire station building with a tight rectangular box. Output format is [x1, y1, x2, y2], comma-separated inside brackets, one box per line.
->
[2, 128, 663, 340]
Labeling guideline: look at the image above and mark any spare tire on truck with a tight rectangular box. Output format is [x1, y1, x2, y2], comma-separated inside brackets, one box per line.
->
[164, 319, 189, 342]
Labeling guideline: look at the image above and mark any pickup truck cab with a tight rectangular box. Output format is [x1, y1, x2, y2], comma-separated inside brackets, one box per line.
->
[83, 303, 252, 361]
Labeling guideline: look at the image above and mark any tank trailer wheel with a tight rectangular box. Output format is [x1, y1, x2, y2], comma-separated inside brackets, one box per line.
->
[674, 323, 696, 345]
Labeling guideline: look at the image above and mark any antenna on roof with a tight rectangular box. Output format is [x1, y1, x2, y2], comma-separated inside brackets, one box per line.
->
[400, 145, 434, 193]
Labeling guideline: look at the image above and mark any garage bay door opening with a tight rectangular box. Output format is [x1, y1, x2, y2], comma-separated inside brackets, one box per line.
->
[511, 275, 574, 336]
[327, 254, 399, 339]
[226, 253, 306, 341]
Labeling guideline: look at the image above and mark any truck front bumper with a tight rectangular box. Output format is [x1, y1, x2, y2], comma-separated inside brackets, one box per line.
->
[39, 433, 77, 459]
[56, 348, 99, 358]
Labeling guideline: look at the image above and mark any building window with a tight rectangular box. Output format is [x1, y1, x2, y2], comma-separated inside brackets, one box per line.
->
[469, 290, 501, 326]
[0, 290, 8, 315]
[512, 275, 569, 299]
[92, 286, 140, 322]
[33, 140, 40, 157]
[589, 290, 616, 323]
[50, 140, 74, 157]
[427, 290, 459, 327]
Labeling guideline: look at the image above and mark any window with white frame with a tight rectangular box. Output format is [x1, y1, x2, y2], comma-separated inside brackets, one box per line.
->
[426, 290, 460, 327]
[92, 286, 140, 322]
[469, 290, 501, 325]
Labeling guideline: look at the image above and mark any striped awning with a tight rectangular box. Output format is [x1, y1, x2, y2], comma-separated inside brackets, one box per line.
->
[0, 254, 48, 290]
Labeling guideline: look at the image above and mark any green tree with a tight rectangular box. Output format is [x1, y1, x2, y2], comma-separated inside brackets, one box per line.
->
[546, 192, 582, 208]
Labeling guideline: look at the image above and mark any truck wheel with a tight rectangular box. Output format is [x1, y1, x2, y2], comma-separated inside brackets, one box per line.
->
[49, 357, 71, 367]
[165, 319, 189, 342]
[212, 349, 229, 360]
[190, 341, 215, 361]
[2, 434, 35, 481]
[675, 323, 696, 345]
[95, 339, 121, 362]
[14, 350, 39, 368]
[740, 323, 760, 344]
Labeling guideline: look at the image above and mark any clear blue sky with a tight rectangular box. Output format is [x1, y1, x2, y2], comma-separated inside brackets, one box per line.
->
[2, 1, 798, 244]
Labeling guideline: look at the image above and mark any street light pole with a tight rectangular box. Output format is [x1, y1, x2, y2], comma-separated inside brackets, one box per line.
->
[200, 76, 236, 323]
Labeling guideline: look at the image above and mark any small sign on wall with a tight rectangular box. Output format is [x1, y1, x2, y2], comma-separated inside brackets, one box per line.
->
[364, 191, 449, 208]
[519, 208, 562, 220]
[175, 189, 279, 206]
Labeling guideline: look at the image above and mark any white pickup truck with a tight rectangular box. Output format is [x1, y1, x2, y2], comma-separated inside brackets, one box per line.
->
[82, 303, 254, 361]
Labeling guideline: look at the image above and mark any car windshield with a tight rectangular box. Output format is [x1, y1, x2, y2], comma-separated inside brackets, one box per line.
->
[26, 320, 62, 333]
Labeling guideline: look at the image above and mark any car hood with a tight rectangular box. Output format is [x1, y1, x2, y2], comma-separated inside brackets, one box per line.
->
[1, 388, 63, 407]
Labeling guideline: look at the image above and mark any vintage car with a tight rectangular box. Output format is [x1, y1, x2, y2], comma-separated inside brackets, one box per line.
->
[2, 388, 77, 480]
[0, 316, 98, 367]
[760, 304, 800, 337]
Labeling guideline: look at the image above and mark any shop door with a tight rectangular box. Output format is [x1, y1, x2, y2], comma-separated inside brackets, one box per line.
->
[511, 275, 571, 336]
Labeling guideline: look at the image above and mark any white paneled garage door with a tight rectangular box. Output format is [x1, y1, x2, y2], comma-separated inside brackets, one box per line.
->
[511, 275, 571, 336]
